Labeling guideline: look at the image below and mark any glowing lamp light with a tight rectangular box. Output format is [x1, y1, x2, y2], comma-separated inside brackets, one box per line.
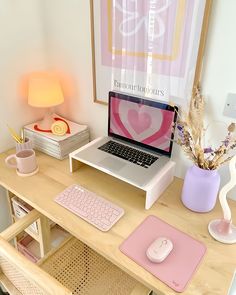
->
[28, 74, 64, 130]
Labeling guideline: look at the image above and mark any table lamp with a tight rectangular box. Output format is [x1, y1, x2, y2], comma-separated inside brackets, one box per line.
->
[208, 154, 236, 244]
[28, 75, 64, 130]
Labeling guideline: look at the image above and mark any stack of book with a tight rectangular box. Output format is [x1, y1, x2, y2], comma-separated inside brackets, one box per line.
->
[24, 119, 89, 160]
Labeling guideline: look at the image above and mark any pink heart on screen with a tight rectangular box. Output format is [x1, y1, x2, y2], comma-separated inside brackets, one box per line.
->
[127, 109, 151, 135]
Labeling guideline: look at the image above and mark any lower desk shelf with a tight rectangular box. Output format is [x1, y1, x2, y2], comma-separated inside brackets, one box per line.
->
[17, 225, 70, 263]
[39, 237, 151, 295]
[0, 210, 151, 295]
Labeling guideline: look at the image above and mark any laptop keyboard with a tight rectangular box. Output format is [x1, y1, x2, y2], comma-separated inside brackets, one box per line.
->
[98, 141, 158, 168]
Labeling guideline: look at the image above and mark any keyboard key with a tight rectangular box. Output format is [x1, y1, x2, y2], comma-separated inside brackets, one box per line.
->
[110, 215, 117, 222]
[69, 206, 88, 218]
[54, 184, 125, 232]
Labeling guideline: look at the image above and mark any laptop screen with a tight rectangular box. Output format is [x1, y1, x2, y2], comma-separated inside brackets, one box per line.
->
[108, 91, 177, 157]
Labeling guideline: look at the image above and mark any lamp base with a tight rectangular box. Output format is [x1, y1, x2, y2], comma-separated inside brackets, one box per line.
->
[208, 219, 236, 244]
[36, 109, 55, 130]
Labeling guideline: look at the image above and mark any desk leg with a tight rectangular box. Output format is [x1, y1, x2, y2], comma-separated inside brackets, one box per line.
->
[6, 191, 17, 248]
[37, 216, 51, 258]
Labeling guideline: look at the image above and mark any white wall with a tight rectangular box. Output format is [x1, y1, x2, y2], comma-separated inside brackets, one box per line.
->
[0, 0, 48, 153]
[201, 0, 236, 200]
[0, 0, 48, 230]
[42, 0, 107, 140]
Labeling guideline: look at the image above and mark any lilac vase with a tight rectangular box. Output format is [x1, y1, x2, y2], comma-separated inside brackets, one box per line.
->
[181, 165, 220, 213]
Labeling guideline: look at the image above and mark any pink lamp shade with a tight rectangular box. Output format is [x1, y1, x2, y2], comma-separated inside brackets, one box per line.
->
[28, 77, 64, 108]
[28, 75, 64, 130]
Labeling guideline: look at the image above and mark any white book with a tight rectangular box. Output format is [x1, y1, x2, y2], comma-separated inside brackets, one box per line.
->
[24, 118, 90, 159]
[36, 139, 89, 159]
[35, 147, 63, 159]
[60, 132, 89, 152]
[32, 138, 89, 156]
[24, 119, 88, 146]
[25, 129, 89, 151]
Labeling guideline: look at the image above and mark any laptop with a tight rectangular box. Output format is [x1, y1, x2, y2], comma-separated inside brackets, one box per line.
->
[74, 91, 178, 187]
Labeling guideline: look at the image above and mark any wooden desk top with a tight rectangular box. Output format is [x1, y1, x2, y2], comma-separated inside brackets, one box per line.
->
[0, 150, 235, 295]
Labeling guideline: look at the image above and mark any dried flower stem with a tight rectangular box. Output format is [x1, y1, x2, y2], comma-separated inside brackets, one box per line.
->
[174, 87, 236, 170]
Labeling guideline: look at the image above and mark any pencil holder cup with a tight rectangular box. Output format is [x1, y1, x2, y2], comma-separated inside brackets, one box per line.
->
[15, 138, 33, 152]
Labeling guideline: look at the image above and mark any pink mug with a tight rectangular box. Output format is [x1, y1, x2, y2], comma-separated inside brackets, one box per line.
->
[5, 149, 38, 175]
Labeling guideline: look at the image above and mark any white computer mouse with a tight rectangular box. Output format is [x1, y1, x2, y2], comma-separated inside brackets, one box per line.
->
[146, 237, 173, 263]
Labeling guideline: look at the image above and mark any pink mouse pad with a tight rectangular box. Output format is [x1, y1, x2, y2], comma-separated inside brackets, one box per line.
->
[119, 215, 206, 293]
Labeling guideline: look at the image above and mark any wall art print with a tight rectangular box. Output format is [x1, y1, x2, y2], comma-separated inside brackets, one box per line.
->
[90, 0, 212, 104]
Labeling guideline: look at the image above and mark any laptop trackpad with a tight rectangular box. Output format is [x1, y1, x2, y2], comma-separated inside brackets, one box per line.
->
[98, 157, 126, 171]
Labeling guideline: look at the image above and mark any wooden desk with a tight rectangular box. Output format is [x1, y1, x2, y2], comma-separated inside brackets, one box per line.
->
[0, 150, 235, 295]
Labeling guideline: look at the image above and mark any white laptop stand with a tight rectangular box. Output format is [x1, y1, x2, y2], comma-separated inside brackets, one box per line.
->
[69, 138, 175, 210]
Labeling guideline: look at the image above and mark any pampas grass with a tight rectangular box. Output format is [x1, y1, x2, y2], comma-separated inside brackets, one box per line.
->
[174, 87, 236, 170]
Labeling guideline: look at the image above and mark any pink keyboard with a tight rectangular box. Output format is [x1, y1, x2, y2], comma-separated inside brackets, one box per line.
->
[54, 184, 125, 232]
